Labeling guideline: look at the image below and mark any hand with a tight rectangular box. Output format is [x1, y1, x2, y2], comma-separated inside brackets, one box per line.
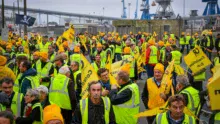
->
[165, 70, 169, 74]
[111, 84, 118, 90]
[102, 89, 109, 96]
[160, 93, 167, 100]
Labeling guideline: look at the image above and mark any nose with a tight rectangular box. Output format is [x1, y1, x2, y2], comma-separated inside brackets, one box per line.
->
[176, 108, 181, 113]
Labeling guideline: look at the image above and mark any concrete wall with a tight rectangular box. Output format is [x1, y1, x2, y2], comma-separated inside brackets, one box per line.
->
[113, 19, 184, 38]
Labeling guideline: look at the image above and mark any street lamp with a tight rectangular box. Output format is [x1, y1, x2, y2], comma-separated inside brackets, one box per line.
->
[128, 3, 131, 19]
[103, 7, 105, 16]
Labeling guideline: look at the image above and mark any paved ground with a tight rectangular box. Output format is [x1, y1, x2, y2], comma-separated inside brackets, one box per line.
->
[135, 54, 213, 124]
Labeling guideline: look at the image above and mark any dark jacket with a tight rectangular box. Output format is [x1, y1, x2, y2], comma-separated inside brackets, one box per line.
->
[215, 38, 220, 52]
[73, 98, 116, 124]
[109, 81, 133, 105]
[16, 100, 42, 124]
[19, 68, 38, 95]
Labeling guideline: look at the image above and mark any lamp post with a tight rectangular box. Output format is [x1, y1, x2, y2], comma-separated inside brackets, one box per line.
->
[2, 0, 5, 28]
[24, 0, 27, 35]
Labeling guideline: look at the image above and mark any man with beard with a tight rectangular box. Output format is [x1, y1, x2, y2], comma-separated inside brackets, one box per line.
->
[74, 81, 115, 124]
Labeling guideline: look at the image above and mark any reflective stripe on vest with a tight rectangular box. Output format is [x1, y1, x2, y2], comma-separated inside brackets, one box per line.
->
[92, 62, 105, 72]
[11, 92, 23, 116]
[20, 76, 40, 92]
[214, 112, 220, 124]
[122, 55, 135, 78]
[32, 102, 43, 124]
[14, 73, 22, 92]
[160, 47, 166, 62]
[70, 53, 81, 63]
[49, 74, 71, 110]
[180, 87, 200, 114]
[39, 42, 50, 52]
[0, 104, 6, 112]
[149, 45, 158, 64]
[36, 60, 53, 77]
[193, 71, 206, 81]
[113, 83, 139, 124]
[73, 70, 81, 90]
[171, 50, 182, 65]
[186, 36, 191, 44]
[214, 57, 220, 66]
[157, 112, 194, 124]
[80, 97, 110, 124]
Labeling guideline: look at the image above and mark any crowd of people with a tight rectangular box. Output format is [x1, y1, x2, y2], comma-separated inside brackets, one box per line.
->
[0, 30, 219, 124]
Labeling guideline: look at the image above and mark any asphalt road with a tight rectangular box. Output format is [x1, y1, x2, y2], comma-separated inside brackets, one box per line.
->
[135, 53, 213, 124]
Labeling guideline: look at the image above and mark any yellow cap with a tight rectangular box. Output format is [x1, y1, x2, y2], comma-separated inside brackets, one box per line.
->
[158, 41, 164, 47]
[164, 32, 167, 35]
[130, 32, 133, 35]
[194, 33, 199, 36]
[165, 42, 171, 47]
[138, 31, 141, 35]
[120, 63, 130, 74]
[97, 43, 102, 48]
[148, 39, 155, 45]
[16, 42, 22, 46]
[33, 51, 40, 56]
[43, 104, 64, 124]
[187, 33, 190, 36]
[74, 46, 80, 53]
[62, 41, 69, 48]
[123, 47, 130, 54]
[40, 52, 48, 60]
[0, 55, 7, 66]
[58, 47, 65, 53]
[208, 31, 212, 35]
[6, 45, 12, 49]
[154, 63, 164, 73]
[181, 32, 185, 35]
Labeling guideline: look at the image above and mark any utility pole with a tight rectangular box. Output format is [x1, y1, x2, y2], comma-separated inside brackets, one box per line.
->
[17, 0, 21, 35]
[24, 0, 27, 35]
[183, 0, 185, 17]
[2, 0, 5, 28]
[128, 3, 131, 19]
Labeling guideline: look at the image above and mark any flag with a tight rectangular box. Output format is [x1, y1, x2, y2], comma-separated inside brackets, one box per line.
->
[207, 68, 220, 110]
[106, 55, 120, 87]
[184, 45, 212, 74]
[62, 24, 75, 43]
[15, 14, 36, 26]
[81, 54, 99, 99]
[137, 52, 146, 74]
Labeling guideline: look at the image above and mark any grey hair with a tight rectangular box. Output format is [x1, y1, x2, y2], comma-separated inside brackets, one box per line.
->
[37, 85, 48, 94]
[176, 75, 190, 87]
[59, 66, 70, 75]
[26, 89, 40, 100]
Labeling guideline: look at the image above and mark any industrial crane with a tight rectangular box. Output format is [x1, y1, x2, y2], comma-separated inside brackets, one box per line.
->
[140, 0, 155, 20]
[202, 0, 220, 15]
[134, 0, 138, 19]
[121, 0, 127, 18]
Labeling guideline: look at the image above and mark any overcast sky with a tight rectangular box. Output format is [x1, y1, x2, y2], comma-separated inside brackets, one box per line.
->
[4, 0, 220, 19]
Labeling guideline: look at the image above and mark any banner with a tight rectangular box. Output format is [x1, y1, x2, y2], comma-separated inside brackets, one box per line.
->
[15, 14, 36, 26]
[81, 54, 99, 99]
[207, 68, 220, 110]
[62, 24, 75, 43]
[137, 52, 146, 74]
[105, 55, 119, 87]
[184, 46, 211, 74]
